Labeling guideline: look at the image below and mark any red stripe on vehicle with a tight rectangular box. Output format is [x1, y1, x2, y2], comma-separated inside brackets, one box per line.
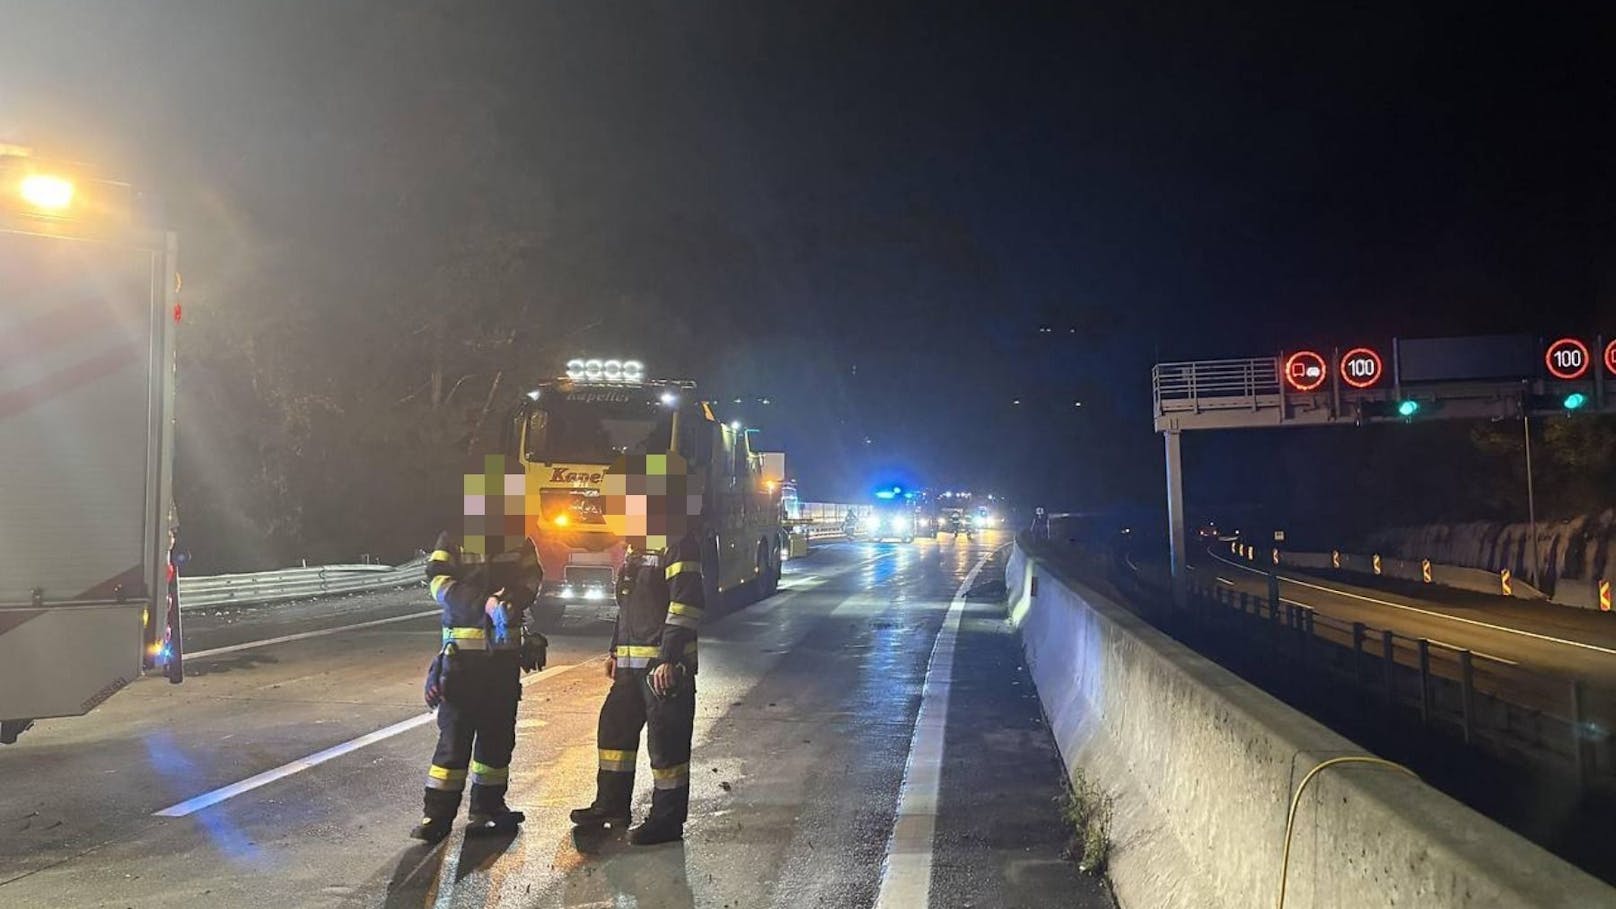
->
[75, 564, 148, 602]
[0, 299, 128, 362]
[0, 341, 144, 421]
[0, 610, 46, 637]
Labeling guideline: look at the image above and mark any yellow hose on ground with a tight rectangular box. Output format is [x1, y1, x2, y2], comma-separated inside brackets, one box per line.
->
[1276, 755, 1419, 909]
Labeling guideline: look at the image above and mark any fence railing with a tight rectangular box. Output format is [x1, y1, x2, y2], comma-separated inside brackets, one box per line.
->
[1153, 356, 1280, 414]
[1159, 569, 1613, 789]
[178, 558, 427, 610]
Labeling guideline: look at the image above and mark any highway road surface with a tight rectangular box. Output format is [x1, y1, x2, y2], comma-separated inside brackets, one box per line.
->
[0, 538, 1110, 909]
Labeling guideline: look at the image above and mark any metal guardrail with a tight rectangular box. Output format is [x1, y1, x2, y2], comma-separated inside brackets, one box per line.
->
[1153, 357, 1280, 414]
[1102, 550, 1613, 789]
[178, 558, 426, 609]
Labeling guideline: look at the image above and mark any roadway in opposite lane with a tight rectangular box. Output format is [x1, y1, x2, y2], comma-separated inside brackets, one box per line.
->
[0, 536, 1112, 909]
[1193, 545, 1616, 690]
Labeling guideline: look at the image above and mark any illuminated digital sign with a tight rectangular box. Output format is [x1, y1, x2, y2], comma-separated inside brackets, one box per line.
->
[1338, 347, 1383, 389]
[1544, 338, 1590, 380]
[1283, 350, 1327, 392]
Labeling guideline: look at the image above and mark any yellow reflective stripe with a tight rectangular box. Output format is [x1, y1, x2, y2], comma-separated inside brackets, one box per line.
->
[599, 748, 637, 772]
[667, 601, 703, 618]
[430, 549, 455, 564]
[468, 760, 508, 784]
[429, 575, 454, 598]
[429, 765, 467, 781]
[651, 763, 689, 789]
[665, 560, 701, 580]
[614, 644, 659, 658]
[666, 612, 699, 629]
[444, 626, 487, 640]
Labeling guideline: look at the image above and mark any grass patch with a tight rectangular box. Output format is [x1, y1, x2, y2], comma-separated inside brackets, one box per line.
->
[1059, 766, 1115, 876]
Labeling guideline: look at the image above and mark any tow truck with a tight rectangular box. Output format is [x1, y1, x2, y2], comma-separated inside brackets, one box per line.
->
[490, 359, 784, 625]
[0, 147, 182, 742]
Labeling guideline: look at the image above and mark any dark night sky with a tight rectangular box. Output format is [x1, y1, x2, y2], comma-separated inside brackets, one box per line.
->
[3, 1, 1611, 515]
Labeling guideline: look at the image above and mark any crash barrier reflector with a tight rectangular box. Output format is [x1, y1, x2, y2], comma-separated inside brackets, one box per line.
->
[1008, 540, 1611, 908]
[1422, 559, 1433, 584]
[178, 558, 426, 609]
[1331, 550, 1341, 569]
[1271, 548, 1280, 566]
[1372, 553, 1382, 575]
[1501, 569, 1512, 597]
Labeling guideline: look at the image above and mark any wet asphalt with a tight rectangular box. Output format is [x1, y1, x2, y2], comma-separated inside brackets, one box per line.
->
[0, 536, 1111, 908]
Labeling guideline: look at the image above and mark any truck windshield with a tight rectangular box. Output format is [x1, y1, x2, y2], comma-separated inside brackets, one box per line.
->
[524, 396, 671, 464]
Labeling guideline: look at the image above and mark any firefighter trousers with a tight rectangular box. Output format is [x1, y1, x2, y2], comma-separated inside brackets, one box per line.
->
[592, 667, 695, 826]
[423, 655, 522, 820]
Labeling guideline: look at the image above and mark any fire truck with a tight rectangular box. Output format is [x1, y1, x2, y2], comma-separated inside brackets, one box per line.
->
[494, 360, 784, 623]
[0, 148, 182, 743]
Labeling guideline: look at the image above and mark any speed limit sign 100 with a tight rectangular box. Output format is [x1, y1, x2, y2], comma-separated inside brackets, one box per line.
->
[1545, 337, 1590, 380]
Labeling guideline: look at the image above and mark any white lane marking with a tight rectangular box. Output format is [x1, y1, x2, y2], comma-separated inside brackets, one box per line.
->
[186, 609, 440, 659]
[1209, 550, 1616, 657]
[152, 660, 588, 818]
[875, 546, 1000, 909]
[1216, 577, 1236, 587]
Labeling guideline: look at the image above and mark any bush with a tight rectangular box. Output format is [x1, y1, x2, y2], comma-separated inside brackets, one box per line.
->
[1059, 767, 1115, 875]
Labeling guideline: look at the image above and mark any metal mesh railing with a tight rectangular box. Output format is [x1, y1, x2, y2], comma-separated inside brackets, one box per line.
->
[1153, 357, 1280, 413]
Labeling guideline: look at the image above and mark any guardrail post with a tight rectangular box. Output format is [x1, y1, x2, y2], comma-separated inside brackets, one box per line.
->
[1381, 630, 1396, 708]
[1458, 650, 1475, 745]
[1570, 680, 1588, 789]
[1352, 622, 1366, 684]
[1417, 639, 1431, 726]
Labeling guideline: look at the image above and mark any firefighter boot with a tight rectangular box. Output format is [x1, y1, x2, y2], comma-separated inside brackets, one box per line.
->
[627, 819, 683, 846]
[569, 803, 631, 829]
[466, 784, 525, 835]
[410, 789, 461, 843]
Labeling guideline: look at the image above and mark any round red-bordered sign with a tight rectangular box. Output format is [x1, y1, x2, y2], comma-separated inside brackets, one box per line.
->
[1283, 350, 1328, 392]
[1545, 337, 1590, 380]
[1339, 347, 1383, 389]
[1604, 338, 1616, 377]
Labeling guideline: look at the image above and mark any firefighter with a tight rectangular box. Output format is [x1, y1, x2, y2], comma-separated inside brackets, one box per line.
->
[410, 532, 546, 843]
[569, 530, 705, 845]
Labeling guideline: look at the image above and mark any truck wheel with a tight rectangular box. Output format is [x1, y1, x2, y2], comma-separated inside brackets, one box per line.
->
[702, 537, 724, 615]
[761, 538, 781, 597]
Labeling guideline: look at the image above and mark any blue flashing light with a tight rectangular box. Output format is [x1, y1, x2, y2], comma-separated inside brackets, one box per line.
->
[1397, 399, 1420, 417]
[875, 490, 897, 500]
[1564, 392, 1589, 411]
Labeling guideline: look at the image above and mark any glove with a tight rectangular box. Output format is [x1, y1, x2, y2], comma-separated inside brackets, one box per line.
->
[426, 532, 460, 582]
[424, 654, 444, 709]
[423, 642, 458, 709]
[520, 632, 548, 673]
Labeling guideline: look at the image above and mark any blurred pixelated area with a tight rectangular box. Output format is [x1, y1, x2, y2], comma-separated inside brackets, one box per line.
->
[461, 452, 704, 556]
[603, 452, 704, 551]
[462, 454, 534, 558]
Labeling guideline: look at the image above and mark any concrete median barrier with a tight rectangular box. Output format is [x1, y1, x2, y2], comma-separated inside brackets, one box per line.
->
[1005, 540, 1612, 909]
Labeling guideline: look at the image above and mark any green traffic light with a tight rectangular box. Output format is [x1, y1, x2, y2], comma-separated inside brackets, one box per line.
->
[1397, 399, 1420, 417]
[1564, 392, 1589, 411]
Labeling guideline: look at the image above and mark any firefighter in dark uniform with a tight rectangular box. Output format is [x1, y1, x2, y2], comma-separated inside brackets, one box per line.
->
[570, 531, 705, 845]
[410, 533, 545, 843]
